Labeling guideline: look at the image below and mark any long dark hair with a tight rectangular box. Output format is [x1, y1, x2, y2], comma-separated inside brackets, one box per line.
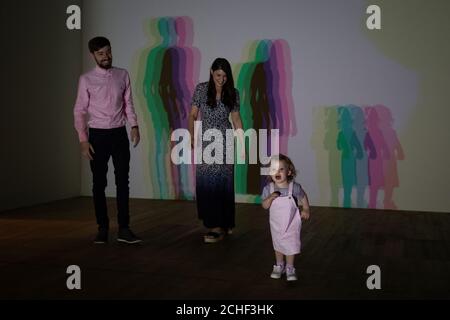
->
[207, 58, 236, 111]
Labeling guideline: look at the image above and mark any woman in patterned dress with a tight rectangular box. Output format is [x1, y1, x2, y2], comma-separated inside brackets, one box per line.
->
[188, 58, 244, 243]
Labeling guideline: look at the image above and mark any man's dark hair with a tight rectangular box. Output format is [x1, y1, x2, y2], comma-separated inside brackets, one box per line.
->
[88, 36, 111, 53]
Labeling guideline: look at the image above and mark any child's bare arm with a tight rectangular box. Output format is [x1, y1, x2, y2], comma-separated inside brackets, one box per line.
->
[298, 193, 311, 220]
[262, 192, 280, 209]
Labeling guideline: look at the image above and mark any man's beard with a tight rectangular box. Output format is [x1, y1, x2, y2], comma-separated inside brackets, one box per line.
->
[96, 58, 112, 69]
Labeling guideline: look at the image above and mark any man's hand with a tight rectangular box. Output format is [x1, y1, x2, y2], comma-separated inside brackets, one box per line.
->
[80, 141, 94, 160]
[131, 127, 140, 147]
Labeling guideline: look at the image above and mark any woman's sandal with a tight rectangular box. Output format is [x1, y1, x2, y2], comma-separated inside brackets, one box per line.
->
[204, 231, 224, 243]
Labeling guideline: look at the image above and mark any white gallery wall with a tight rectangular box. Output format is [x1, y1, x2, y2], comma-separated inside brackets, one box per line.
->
[78, 0, 450, 213]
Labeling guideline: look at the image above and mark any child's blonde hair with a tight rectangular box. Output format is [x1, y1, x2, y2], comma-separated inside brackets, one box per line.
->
[266, 154, 297, 183]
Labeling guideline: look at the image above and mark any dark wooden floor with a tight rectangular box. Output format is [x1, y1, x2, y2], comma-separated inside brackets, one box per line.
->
[0, 197, 449, 300]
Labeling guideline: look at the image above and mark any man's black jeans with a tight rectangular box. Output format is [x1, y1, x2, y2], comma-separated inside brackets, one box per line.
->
[88, 126, 130, 230]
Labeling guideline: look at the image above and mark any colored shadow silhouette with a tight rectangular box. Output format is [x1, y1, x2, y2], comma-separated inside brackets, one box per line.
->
[365, 105, 404, 209]
[136, 16, 200, 199]
[315, 104, 404, 209]
[351, 105, 372, 208]
[337, 106, 363, 208]
[311, 106, 340, 206]
[321, 106, 341, 206]
[365, 106, 388, 209]
[267, 39, 297, 157]
[235, 39, 297, 196]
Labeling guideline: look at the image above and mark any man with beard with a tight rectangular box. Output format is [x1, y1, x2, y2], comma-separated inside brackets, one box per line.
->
[73, 36, 142, 244]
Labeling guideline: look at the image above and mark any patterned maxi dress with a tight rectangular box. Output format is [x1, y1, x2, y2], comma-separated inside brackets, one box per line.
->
[191, 82, 240, 228]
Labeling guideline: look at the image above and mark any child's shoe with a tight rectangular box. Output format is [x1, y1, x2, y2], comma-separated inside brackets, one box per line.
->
[286, 267, 297, 281]
[270, 264, 285, 279]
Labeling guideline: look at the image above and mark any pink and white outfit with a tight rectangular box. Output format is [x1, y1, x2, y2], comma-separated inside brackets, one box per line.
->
[269, 182, 302, 255]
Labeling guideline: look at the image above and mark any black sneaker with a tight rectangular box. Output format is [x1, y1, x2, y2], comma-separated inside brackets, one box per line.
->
[94, 228, 108, 244]
[117, 228, 142, 244]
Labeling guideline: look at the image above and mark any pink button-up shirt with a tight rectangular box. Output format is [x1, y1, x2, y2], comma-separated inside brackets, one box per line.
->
[73, 66, 138, 142]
